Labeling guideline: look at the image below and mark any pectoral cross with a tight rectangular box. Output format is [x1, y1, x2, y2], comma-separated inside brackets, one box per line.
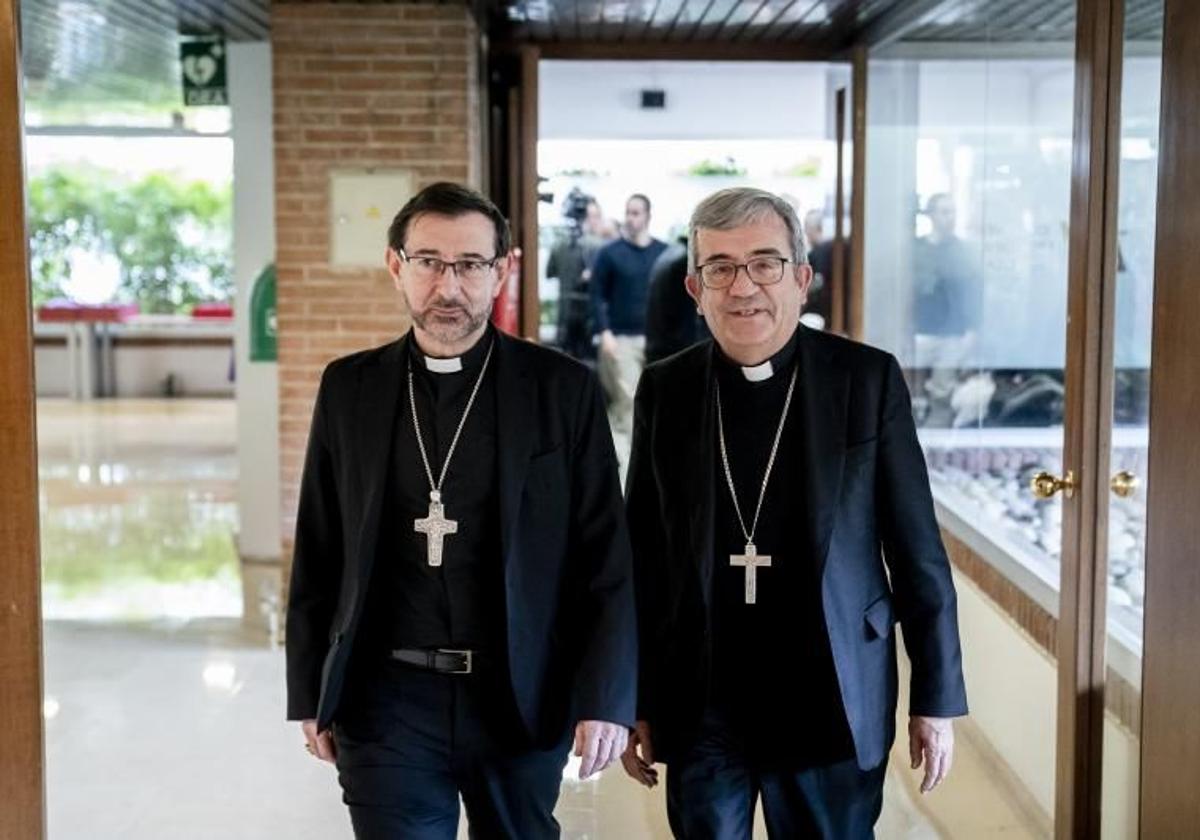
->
[730, 543, 771, 605]
[414, 490, 457, 567]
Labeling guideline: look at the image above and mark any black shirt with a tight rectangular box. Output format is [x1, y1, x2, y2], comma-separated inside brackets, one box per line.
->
[644, 239, 709, 365]
[807, 239, 849, 327]
[359, 326, 504, 653]
[590, 237, 669, 335]
[709, 327, 854, 766]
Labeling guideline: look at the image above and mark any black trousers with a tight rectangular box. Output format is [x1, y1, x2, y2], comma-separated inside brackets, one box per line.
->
[333, 661, 570, 840]
[665, 713, 886, 840]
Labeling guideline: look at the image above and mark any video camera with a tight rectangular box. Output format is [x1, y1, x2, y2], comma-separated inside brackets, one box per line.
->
[561, 187, 593, 224]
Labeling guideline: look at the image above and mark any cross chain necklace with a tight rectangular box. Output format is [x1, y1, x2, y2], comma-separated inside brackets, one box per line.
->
[715, 363, 797, 604]
[409, 339, 494, 567]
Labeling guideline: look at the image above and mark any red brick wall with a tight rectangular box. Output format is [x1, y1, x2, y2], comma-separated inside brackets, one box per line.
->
[272, 3, 481, 555]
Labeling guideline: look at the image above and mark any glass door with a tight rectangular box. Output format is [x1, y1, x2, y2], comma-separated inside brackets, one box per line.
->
[862, 4, 1081, 835]
[1100, 2, 1163, 837]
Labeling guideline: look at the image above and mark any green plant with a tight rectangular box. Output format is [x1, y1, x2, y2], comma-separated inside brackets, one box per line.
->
[781, 157, 822, 178]
[25, 166, 232, 313]
[26, 168, 106, 305]
[686, 157, 747, 177]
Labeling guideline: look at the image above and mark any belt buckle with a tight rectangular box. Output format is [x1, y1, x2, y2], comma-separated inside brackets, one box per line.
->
[437, 648, 473, 674]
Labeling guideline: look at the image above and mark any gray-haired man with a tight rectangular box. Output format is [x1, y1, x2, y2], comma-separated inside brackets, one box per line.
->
[621, 187, 967, 837]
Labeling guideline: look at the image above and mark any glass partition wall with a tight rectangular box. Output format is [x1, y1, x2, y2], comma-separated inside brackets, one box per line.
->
[861, 2, 1163, 836]
[865, 36, 1076, 831]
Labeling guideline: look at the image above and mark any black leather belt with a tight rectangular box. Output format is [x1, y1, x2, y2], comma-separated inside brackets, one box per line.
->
[391, 647, 474, 674]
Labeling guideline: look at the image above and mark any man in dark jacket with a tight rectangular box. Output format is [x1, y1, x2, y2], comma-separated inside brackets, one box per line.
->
[644, 236, 709, 365]
[286, 182, 636, 839]
[622, 187, 967, 839]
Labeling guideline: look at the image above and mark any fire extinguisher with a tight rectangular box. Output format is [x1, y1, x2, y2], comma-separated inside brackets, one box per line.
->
[491, 246, 522, 336]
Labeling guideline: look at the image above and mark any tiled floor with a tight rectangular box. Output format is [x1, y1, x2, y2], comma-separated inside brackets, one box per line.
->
[37, 399, 1046, 839]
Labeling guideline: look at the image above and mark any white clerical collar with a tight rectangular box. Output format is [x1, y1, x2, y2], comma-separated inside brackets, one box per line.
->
[741, 360, 774, 382]
[423, 355, 463, 374]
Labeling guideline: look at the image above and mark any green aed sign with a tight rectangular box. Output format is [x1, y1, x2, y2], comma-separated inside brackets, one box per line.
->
[250, 264, 277, 362]
[181, 37, 228, 107]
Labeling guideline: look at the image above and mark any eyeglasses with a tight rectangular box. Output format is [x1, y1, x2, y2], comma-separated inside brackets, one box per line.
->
[398, 249, 500, 284]
[696, 256, 794, 290]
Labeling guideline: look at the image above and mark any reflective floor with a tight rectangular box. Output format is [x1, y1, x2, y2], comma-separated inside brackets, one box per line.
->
[39, 399, 1041, 839]
[38, 399, 241, 621]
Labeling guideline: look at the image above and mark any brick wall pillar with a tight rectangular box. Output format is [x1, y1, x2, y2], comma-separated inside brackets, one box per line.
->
[271, 2, 481, 561]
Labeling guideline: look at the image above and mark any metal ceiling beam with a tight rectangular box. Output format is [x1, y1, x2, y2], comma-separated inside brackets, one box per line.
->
[686, 0, 720, 41]
[519, 37, 837, 59]
[760, 0, 821, 42]
[20, 4, 176, 71]
[852, 0, 947, 48]
[180, 0, 262, 39]
[21, 0, 174, 50]
[709, 0, 744, 42]
[777, 0, 839, 42]
[751, 0, 806, 41]
[729, 0, 772, 41]
[663, 0, 691, 41]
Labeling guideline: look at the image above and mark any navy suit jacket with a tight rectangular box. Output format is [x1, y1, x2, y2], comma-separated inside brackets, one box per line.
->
[625, 327, 968, 770]
[285, 331, 637, 746]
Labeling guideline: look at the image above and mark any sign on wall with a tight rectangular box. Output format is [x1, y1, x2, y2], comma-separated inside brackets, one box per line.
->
[330, 169, 415, 267]
[180, 37, 228, 107]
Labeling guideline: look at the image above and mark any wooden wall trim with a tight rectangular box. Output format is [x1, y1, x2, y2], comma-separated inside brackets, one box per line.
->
[848, 45, 866, 341]
[830, 87, 846, 335]
[518, 45, 539, 340]
[0, 0, 47, 837]
[943, 528, 1139, 734]
[1140, 0, 1200, 832]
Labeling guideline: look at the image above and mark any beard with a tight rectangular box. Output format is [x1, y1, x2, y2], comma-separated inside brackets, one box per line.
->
[408, 293, 491, 346]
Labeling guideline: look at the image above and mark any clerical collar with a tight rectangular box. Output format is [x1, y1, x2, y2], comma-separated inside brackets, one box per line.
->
[425, 356, 462, 374]
[715, 326, 801, 385]
[408, 323, 494, 375]
[741, 360, 774, 382]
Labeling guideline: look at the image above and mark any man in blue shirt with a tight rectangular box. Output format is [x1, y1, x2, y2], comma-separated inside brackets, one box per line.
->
[590, 193, 668, 467]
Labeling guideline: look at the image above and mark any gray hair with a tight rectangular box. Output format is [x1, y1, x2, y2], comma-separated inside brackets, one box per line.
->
[687, 187, 810, 275]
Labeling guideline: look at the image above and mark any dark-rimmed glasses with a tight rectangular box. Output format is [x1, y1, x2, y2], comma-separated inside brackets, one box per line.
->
[398, 249, 500, 284]
[696, 256, 794, 290]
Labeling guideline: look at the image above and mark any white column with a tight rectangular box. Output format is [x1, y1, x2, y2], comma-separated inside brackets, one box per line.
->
[228, 43, 281, 604]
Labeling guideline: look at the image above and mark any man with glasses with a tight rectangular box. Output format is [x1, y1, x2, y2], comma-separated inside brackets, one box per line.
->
[287, 182, 636, 838]
[621, 187, 967, 837]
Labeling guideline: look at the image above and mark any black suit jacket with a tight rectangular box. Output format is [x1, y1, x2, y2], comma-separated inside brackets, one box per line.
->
[626, 327, 967, 770]
[644, 240, 709, 365]
[286, 331, 637, 745]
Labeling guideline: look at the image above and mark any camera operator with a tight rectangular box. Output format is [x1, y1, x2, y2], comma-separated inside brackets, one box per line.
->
[545, 189, 609, 360]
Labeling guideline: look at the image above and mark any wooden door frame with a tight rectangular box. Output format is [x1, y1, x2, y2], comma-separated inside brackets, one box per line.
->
[493, 44, 859, 341]
[0, 0, 47, 837]
[848, 44, 867, 340]
[517, 44, 539, 340]
[1139, 0, 1200, 832]
[830, 86, 846, 335]
[1057, 0, 1126, 835]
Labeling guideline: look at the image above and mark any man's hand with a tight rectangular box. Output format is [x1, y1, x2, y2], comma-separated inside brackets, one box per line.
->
[574, 719, 628, 780]
[908, 715, 955, 793]
[599, 330, 618, 358]
[302, 719, 337, 764]
[620, 720, 658, 788]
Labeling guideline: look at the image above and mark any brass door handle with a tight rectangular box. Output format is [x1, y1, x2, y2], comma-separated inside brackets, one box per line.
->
[1031, 470, 1077, 499]
[1110, 470, 1139, 498]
